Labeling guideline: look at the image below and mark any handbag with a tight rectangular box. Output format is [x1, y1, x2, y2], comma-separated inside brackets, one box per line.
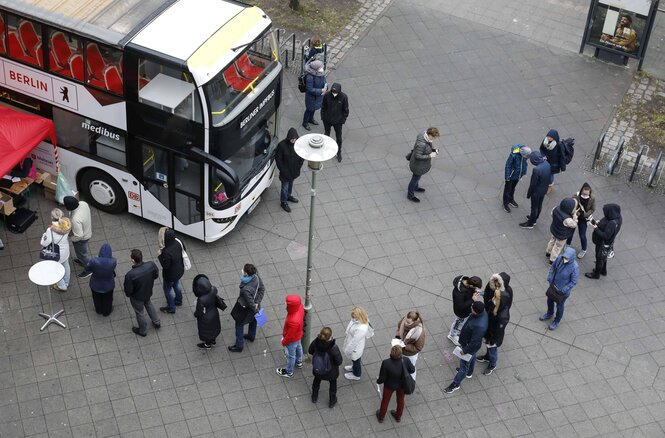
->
[545, 284, 565, 304]
[254, 308, 267, 327]
[405, 150, 413, 161]
[599, 244, 612, 258]
[230, 301, 249, 322]
[39, 229, 62, 261]
[401, 358, 416, 395]
[175, 238, 191, 270]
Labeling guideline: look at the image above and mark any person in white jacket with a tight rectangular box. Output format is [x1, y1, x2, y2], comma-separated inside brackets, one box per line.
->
[40, 208, 72, 291]
[343, 306, 373, 381]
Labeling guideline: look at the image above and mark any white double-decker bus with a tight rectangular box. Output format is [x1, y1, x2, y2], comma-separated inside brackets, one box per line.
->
[0, 0, 282, 241]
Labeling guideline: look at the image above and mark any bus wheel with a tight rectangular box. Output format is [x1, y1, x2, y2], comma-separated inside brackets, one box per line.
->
[80, 170, 126, 214]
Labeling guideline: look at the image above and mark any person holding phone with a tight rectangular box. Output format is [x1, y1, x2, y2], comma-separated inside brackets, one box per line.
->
[585, 204, 622, 279]
[407, 127, 440, 203]
[567, 183, 595, 258]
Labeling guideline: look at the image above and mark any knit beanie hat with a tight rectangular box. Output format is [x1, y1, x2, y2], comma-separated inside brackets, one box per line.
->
[63, 196, 79, 211]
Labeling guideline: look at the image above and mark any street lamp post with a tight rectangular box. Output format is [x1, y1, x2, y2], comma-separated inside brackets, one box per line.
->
[293, 134, 338, 351]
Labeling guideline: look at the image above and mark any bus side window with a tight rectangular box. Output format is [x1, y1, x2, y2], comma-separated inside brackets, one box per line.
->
[6, 14, 42, 67]
[86, 42, 123, 95]
[0, 13, 6, 55]
[49, 30, 82, 79]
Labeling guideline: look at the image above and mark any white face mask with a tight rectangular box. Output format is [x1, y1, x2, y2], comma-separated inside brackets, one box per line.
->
[332, 92, 338, 97]
[580, 194, 590, 199]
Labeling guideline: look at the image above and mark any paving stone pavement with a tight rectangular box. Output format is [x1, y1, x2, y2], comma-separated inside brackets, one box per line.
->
[2, 0, 665, 437]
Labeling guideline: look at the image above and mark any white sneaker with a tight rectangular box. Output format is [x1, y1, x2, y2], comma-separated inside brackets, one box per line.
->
[447, 334, 460, 346]
[344, 365, 353, 372]
[608, 250, 614, 259]
[344, 372, 360, 381]
[577, 250, 586, 259]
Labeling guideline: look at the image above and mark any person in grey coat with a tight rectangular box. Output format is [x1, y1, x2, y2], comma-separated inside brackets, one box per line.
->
[407, 127, 440, 202]
[228, 264, 265, 352]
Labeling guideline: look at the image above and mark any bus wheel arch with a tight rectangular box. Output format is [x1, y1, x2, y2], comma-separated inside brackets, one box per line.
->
[78, 169, 127, 214]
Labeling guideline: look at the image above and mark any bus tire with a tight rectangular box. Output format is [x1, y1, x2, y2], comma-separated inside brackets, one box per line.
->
[80, 169, 126, 214]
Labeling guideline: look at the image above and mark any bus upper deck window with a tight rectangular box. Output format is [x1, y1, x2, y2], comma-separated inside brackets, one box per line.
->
[6, 15, 42, 67]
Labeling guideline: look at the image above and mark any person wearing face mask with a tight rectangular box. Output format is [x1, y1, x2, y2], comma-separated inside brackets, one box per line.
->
[567, 183, 595, 258]
[321, 83, 349, 162]
[545, 197, 579, 264]
[540, 246, 579, 330]
[519, 151, 552, 229]
[539, 129, 562, 188]
[585, 204, 622, 279]
[502, 144, 531, 213]
[228, 264, 265, 352]
[302, 60, 327, 131]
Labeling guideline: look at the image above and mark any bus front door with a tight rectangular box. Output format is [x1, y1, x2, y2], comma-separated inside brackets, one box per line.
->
[139, 143, 204, 240]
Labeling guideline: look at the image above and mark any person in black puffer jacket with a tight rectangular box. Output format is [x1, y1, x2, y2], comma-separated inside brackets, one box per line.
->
[477, 273, 513, 375]
[546, 197, 578, 264]
[274, 128, 303, 213]
[158, 229, 185, 314]
[585, 204, 622, 279]
[193, 274, 226, 349]
[448, 275, 482, 345]
[308, 327, 343, 408]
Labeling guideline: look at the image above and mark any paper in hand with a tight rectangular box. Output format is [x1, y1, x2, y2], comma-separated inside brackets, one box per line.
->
[452, 346, 472, 361]
[391, 338, 405, 348]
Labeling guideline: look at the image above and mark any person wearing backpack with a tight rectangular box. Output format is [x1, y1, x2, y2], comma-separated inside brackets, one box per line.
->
[342, 306, 373, 381]
[308, 327, 343, 408]
[376, 345, 415, 423]
[539, 129, 562, 187]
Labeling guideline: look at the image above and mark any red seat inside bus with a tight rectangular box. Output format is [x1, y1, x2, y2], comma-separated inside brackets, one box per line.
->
[104, 65, 123, 95]
[86, 43, 105, 80]
[0, 15, 5, 54]
[18, 20, 40, 58]
[223, 65, 253, 92]
[50, 32, 72, 69]
[8, 31, 31, 63]
[237, 54, 264, 79]
[70, 53, 84, 81]
[35, 42, 43, 68]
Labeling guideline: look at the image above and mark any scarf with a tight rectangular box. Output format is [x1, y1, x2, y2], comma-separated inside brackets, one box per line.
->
[399, 317, 423, 343]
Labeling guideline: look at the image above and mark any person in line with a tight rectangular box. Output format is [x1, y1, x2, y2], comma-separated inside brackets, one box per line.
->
[444, 301, 488, 393]
[276, 295, 304, 377]
[63, 196, 93, 279]
[448, 275, 482, 345]
[124, 249, 161, 337]
[540, 246, 579, 330]
[321, 83, 349, 162]
[304, 36, 324, 63]
[395, 310, 425, 380]
[546, 197, 579, 264]
[519, 151, 552, 229]
[228, 264, 265, 352]
[302, 60, 327, 131]
[376, 345, 415, 423]
[274, 128, 303, 213]
[158, 228, 185, 314]
[502, 144, 531, 213]
[41, 208, 71, 292]
[308, 327, 343, 408]
[407, 127, 440, 203]
[585, 204, 622, 279]
[567, 183, 595, 259]
[86, 243, 116, 316]
[193, 274, 226, 350]
[342, 306, 373, 381]
[477, 273, 513, 375]
[539, 129, 562, 188]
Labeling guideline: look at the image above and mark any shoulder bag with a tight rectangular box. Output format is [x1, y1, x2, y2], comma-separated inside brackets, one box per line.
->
[401, 358, 416, 395]
[40, 229, 62, 261]
[175, 238, 191, 270]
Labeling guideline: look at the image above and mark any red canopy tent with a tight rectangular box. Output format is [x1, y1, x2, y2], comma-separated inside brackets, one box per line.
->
[0, 106, 58, 177]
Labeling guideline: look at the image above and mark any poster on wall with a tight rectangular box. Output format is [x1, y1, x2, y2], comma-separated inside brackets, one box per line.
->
[581, 0, 659, 62]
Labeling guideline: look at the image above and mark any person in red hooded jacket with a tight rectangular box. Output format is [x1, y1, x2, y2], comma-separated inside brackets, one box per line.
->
[276, 295, 305, 377]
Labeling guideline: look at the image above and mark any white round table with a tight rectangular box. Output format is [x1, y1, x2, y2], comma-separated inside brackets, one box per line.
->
[29, 261, 66, 331]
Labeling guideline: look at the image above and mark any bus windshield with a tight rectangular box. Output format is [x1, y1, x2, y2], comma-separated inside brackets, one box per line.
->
[204, 33, 279, 126]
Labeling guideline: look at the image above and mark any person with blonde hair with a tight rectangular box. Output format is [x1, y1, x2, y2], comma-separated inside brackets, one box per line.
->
[342, 306, 374, 381]
[40, 208, 72, 291]
[308, 327, 343, 408]
[407, 127, 440, 202]
[477, 273, 513, 375]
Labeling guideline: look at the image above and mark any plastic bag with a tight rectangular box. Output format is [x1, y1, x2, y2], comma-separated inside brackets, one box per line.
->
[55, 171, 75, 204]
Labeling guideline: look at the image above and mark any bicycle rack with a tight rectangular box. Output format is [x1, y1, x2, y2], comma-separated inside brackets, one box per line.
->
[629, 145, 649, 182]
[592, 132, 605, 169]
[648, 151, 663, 187]
[607, 137, 625, 175]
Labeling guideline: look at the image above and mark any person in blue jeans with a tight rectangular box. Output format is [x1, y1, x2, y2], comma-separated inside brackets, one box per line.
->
[540, 246, 579, 330]
[157, 228, 185, 313]
[444, 300, 488, 393]
[477, 273, 513, 375]
[276, 295, 305, 377]
[228, 264, 265, 353]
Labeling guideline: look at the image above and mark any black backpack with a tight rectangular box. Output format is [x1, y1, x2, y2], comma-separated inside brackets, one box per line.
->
[559, 137, 575, 170]
[312, 349, 332, 375]
[297, 73, 307, 93]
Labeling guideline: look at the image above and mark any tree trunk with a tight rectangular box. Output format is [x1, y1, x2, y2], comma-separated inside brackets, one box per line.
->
[289, 0, 300, 11]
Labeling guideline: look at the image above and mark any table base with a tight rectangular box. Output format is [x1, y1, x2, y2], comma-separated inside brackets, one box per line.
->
[39, 309, 66, 331]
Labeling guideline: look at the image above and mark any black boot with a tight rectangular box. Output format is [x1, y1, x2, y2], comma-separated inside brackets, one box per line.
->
[585, 270, 600, 279]
[600, 260, 607, 276]
[311, 390, 318, 403]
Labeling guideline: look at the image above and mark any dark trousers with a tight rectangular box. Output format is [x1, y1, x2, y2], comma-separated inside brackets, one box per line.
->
[547, 294, 569, 324]
[312, 377, 337, 402]
[407, 174, 421, 198]
[303, 109, 316, 124]
[130, 297, 160, 335]
[323, 122, 343, 151]
[378, 387, 405, 420]
[503, 180, 519, 206]
[594, 244, 608, 275]
[234, 318, 257, 348]
[529, 194, 545, 223]
[566, 217, 588, 251]
[352, 358, 362, 377]
[91, 290, 113, 316]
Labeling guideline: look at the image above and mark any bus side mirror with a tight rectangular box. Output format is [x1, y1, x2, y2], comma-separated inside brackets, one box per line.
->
[215, 168, 239, 199]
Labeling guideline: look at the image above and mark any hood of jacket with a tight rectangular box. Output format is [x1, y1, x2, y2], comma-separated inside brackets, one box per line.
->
[499, 272, 511, 287]
[330, 82, 341, 93]
[529, 151, 545, 165]
[305, 60, 325, 76]
[577, 182, 592, 197]
[546, 129, 560, 143]
[52, 218, 72, 235]
[98, 243, 113, 258]
[561, 246, 577, 261]
[603, 203, 621, 221]
[164, 229, 176, 246]
[559, 197, 577, 215]
[313, 337, 336, 352]
[286, 127, 299, 142]
[286, 294, 303, 315]
[192, 274, 212, 297]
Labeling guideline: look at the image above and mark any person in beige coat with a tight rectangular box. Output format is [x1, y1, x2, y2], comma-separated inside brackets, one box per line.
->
[63, 196, 92, 279]
[395, 310, 425, 380]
